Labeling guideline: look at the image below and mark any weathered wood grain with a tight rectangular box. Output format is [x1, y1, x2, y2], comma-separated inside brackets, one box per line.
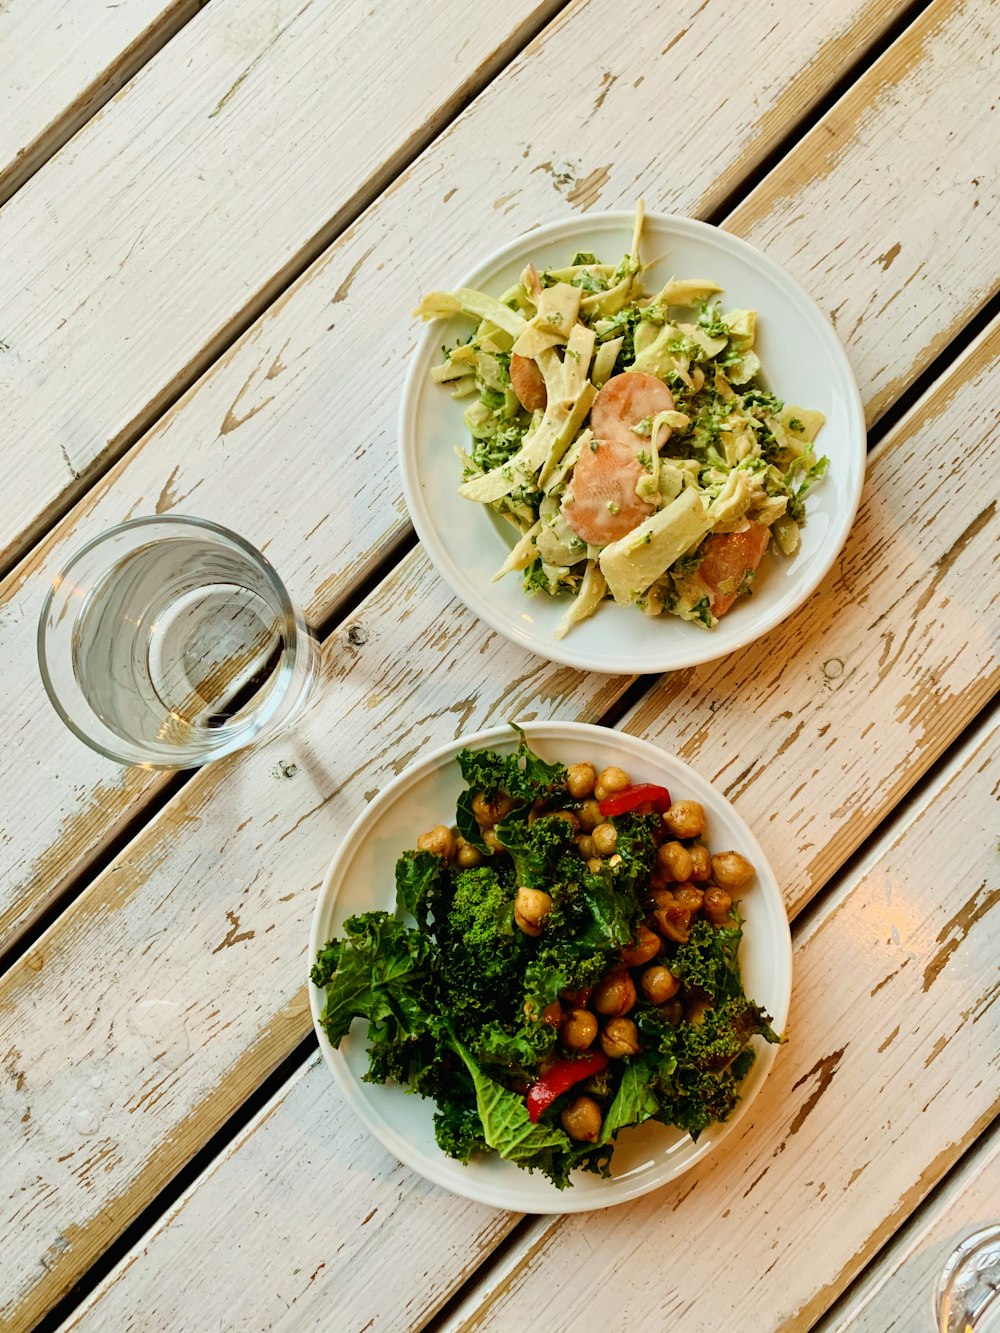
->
[1, 0, 992, 952]
[817, 1124, 1000, 1333]
[726, 0, 1000, 424]
[0, 0, 206, 204]
[66, 1055, 522, 1332]
[0, 0, 561, 571]
[1, 315, 996, 1328]
[439, 715, 1000, 1333]
[63, 703, 1000, 1332]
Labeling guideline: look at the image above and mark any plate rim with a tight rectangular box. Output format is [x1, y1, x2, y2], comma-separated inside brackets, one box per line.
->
[308, 719, 793, 1213]
[398, 209, 866, 674]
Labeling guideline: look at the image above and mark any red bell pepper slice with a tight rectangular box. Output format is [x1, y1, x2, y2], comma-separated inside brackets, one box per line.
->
[598, 783, 671, 818]
[525, 1052, 609, 1123]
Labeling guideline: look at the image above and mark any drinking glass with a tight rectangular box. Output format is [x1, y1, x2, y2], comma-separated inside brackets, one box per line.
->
[38, 516, 316, 768]
[935, 1224, 1000, 1333]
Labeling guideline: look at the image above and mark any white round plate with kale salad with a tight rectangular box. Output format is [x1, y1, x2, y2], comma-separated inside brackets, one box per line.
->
[399, 208, 865, 675]
[308, 722, 791, 1212]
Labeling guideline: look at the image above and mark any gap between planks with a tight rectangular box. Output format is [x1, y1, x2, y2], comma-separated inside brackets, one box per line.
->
[0, 0, 573, 581]
[0, 0, 209, 209]
[812, 1113, 1000, 1333]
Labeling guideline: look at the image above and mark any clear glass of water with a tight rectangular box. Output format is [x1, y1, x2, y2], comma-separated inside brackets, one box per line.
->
[38, 516, 316, 768]
[936, 1224, 1000, 1333]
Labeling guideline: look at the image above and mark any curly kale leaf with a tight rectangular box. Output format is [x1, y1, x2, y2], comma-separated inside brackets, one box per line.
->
[675, 997, 781, 1071]
[606, 813, 659, 896]
[437, 865, 526, 1030]
[394, 849, 446, 931]
[456, 729, 566, 806]
[473, 1020, 558, 1080]
[311, 912, 436, 1082]
[434, 1097, 487, 1164]
[495, 809, 577, 889]
[449, 1034, 575, 1186]
[656, 1065, 744, 1140]
[670, 915, 746, 1003]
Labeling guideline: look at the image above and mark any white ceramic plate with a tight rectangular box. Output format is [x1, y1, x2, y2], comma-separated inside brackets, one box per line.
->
[399, 212, 865, 673]
[308, 721, 792, 1213]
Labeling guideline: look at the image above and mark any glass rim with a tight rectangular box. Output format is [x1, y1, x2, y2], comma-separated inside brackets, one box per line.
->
[37, 514, 311, 769]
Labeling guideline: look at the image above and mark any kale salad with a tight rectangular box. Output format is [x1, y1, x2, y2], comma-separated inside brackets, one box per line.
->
[311, 732, 781, 1188]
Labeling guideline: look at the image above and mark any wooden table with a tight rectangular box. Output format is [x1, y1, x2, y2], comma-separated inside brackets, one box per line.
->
[1, 0, 997, 1328]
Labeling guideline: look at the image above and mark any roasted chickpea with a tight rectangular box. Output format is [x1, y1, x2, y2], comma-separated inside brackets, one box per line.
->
[688, 843, 712, 882]
[561, 1094, 602, 1143]
[575, 833, 595, 859]
[711, 851, 755, 889]
[653, 903, 691, 944]
[703, 886, 734, 925]
[600, 1017, 641, 1059]
[561, 1008, 598, 1052]
[454, 835, 482, 869]
[483, 827, 504, 854]
[640, 963, 681, 1005]
[674, 883, 704, 913]
[416, 825, 456, 860]
[645, 885, 675, 912]
[548, 809, 580, 832]
[566, 762, 597, 799]
[620, 923, 661, 967]
[593, 765, 630, 803]
[577, 798, 603, 832]
[591, 822, 618, 856]
[587, 857, 603, 873]
[592, 970, 637, 1016]
[472, 791, 515, 828]
[540, 1000, 562, 1027]
[657, 840, 693, 882]
[514, 886, 552, 937]
[663, 800, 705, 840]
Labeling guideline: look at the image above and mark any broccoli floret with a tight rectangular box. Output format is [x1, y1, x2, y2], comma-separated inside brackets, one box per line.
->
[439, 866, 525, 1027]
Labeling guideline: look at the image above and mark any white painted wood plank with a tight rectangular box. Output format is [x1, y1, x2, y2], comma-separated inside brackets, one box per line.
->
[2, 316, 997, 1328]
[817, 1126, 1000, 1333]
[66, 1054, 520, 1333]
[0, 0, 558, 568]
[63, 704, 1000, 1333]
[0, 0, 205, 204]
[438, 716, 1000, 1333]
[0, 0, 989, 952]
[725, 0, 1000, 425]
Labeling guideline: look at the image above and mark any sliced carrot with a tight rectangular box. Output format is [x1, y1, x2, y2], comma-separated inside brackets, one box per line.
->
[510, 354, 547, 413]
[590, 372, 675, 450]
[561, 438, 654, 545]
[697, 523, 771, 617]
